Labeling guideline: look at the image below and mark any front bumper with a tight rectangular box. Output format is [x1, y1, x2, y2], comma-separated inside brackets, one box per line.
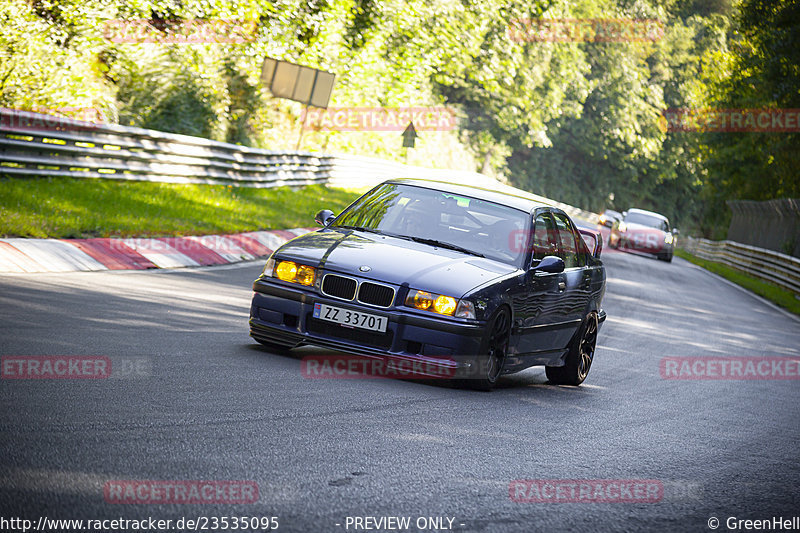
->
[249, 279, 487, 378]
[617, 235, 673, 256]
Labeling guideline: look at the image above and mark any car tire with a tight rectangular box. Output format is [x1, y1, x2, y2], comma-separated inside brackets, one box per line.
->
[546, 312, 598, 386]
[469, 307, 511, 391]
[658, 253, 673, 262]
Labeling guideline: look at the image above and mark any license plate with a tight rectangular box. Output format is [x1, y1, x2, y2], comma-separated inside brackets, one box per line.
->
[313, 303, 388, 333]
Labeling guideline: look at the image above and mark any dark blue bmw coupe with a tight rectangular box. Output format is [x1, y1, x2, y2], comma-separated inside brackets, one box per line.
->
[250, 179, 606, 390]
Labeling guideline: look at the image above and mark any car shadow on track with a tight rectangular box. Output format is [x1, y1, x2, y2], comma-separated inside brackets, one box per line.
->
[243, 342, 594, 395]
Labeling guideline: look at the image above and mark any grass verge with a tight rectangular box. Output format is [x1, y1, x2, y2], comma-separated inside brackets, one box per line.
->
[0, 176, 360, 238]
[675, 248, 800, 317]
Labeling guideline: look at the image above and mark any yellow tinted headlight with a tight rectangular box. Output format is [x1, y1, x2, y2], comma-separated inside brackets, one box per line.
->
[275, 261, 297, 282]
[296, 265, 316, 286]
[274, 261, 316, 286]
[433, 295, 457, 315]
[411, 290, 434, 310]
[406, 289, 459, 316]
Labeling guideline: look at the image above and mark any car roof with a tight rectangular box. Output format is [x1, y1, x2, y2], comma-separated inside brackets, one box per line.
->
[385, 178, 550, 214]
[627, 207, 669, 221]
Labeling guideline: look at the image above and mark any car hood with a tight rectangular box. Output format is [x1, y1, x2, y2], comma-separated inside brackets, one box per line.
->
[274, 229, 518, 297]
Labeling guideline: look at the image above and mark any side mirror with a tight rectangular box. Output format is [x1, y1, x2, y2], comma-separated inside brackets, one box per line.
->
[315, 209, 336, 226]
[578, 229, 602, 258]
[531, 255, 565, 274]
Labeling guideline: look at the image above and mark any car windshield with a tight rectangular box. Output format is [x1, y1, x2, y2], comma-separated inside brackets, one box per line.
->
[331, 183, 530, 267]
[625, 212, 669, 231]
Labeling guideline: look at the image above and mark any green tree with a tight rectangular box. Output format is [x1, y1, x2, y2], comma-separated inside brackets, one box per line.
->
[700, 0, 800, 237]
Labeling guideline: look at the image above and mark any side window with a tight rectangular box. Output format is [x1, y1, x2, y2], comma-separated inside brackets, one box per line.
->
[531, 213, 557, 262]
[552, 213, 580, 269]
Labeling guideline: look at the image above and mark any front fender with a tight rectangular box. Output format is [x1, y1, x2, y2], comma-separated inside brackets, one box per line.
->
[466, 273, 525, 324]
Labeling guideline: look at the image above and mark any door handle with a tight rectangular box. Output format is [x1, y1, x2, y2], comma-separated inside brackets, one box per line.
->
[558, 281, 566, 291]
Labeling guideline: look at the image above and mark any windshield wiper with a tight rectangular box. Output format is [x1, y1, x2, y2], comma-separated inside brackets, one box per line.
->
[336, 226, 416, 242]
[336, 224, 382, 234]
[409, 236, 485, 258]
[335, 227, 485, 258]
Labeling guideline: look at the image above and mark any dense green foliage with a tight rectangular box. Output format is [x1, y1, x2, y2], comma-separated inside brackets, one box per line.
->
[698, 0, 800, 236]
[1, 0, 797, 236]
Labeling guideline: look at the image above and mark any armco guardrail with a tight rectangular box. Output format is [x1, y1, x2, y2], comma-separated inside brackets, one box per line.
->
[0, 107, 598, 223]
[682, 237, 800, 296]
[0, 108, 333, 187]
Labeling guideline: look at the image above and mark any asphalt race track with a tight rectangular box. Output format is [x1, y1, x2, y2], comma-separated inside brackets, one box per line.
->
[1, 250, 799, 532]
